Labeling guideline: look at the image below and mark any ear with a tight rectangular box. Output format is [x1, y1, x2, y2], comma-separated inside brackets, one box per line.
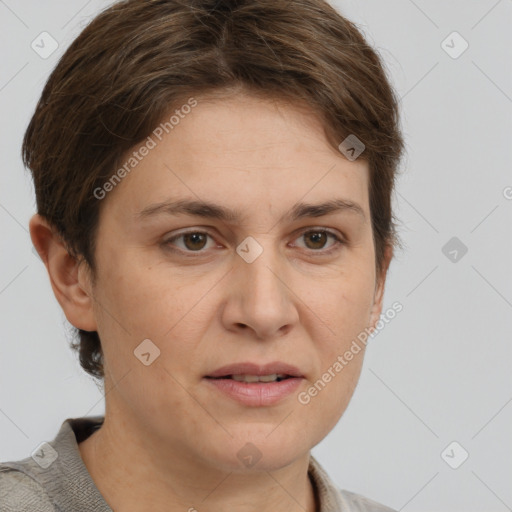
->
[29, 213, 97, 332]
[368, 244, 393, 331]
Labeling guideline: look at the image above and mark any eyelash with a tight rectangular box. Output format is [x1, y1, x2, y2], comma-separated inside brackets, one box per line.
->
[163, 228, 346, 257]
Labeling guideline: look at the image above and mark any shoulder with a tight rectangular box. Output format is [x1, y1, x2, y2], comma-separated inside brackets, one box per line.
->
[337, 488, 398, 512]
[0, 416, 108, 512]
[0, 465, 56, 511]
[308, 455, 396, 512]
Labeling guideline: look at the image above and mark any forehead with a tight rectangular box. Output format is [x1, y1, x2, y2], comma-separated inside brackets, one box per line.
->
[101, 93, 370, 223]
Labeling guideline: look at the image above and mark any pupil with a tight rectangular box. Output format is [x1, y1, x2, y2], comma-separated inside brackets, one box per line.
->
[184, 233, 206, 250]
[306, 232, 326, 249]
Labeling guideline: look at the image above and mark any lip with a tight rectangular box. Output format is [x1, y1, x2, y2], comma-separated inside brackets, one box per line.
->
[205, 361, 304, 379]
[204, 376, 303, 407]
[204, 361, 304, 407]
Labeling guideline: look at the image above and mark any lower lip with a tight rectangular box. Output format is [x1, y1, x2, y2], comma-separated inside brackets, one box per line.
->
[204, 377, 303, 407]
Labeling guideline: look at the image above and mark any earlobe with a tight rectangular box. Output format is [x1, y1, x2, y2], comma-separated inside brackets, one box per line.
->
[29, 213, 98, 332]
[368, 244, 393, 331]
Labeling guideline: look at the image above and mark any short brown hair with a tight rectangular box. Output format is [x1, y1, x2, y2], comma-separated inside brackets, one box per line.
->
[23, 0, 405, 380]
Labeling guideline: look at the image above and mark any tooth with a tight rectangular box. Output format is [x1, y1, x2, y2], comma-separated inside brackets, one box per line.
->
[258, 374, 279, 382]
[230, 374, 286, 383]
[232, 374, 260, 382]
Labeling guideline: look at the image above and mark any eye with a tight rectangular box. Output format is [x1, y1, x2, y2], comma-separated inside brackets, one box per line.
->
[163, 228, 345, 256]
[292, 228, 345, 254]
[164, 230, 216, 252]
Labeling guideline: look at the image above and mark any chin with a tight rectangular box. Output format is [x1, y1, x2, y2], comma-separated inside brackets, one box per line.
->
[205, 429, 310, 474]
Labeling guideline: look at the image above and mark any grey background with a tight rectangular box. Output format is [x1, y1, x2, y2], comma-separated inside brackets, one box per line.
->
[1, 1, 511, 510]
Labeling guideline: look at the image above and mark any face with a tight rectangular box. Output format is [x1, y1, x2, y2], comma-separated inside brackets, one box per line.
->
[67, 92, 390, 472]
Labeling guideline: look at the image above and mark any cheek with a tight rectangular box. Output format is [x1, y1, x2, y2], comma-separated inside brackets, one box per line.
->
[91, 262, 205, 423]
[294, 270, 374, 421]
[302, 269, 375, 351]
[96, 259, 191, 336]
[92, 259, 216, 380]
[296, 343, 366, 450]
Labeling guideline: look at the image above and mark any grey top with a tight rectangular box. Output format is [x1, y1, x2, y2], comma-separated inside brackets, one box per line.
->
[0, 416, 396, 511]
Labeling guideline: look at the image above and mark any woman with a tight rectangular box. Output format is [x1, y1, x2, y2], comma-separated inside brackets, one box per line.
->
[0, 0, 404, 510]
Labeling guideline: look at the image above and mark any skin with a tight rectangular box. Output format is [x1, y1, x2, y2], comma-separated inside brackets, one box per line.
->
[29, 91, 392, 512]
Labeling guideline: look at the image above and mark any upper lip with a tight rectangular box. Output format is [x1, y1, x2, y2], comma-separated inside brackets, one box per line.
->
[206, 362, 304, 378]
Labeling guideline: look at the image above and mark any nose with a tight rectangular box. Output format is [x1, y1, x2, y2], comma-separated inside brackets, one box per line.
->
[220, 239, 300, 340]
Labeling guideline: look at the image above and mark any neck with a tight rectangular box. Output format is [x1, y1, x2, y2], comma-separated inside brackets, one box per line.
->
[78, 414, 318, 512]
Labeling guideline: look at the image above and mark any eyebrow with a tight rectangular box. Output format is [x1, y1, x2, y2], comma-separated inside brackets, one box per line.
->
[136, 197, 366, 224]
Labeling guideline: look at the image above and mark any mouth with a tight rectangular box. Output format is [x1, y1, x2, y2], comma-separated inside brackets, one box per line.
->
[203, 362, 304, 407]
[205, 361, 304, 380]
[205, 374, 295, 383]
